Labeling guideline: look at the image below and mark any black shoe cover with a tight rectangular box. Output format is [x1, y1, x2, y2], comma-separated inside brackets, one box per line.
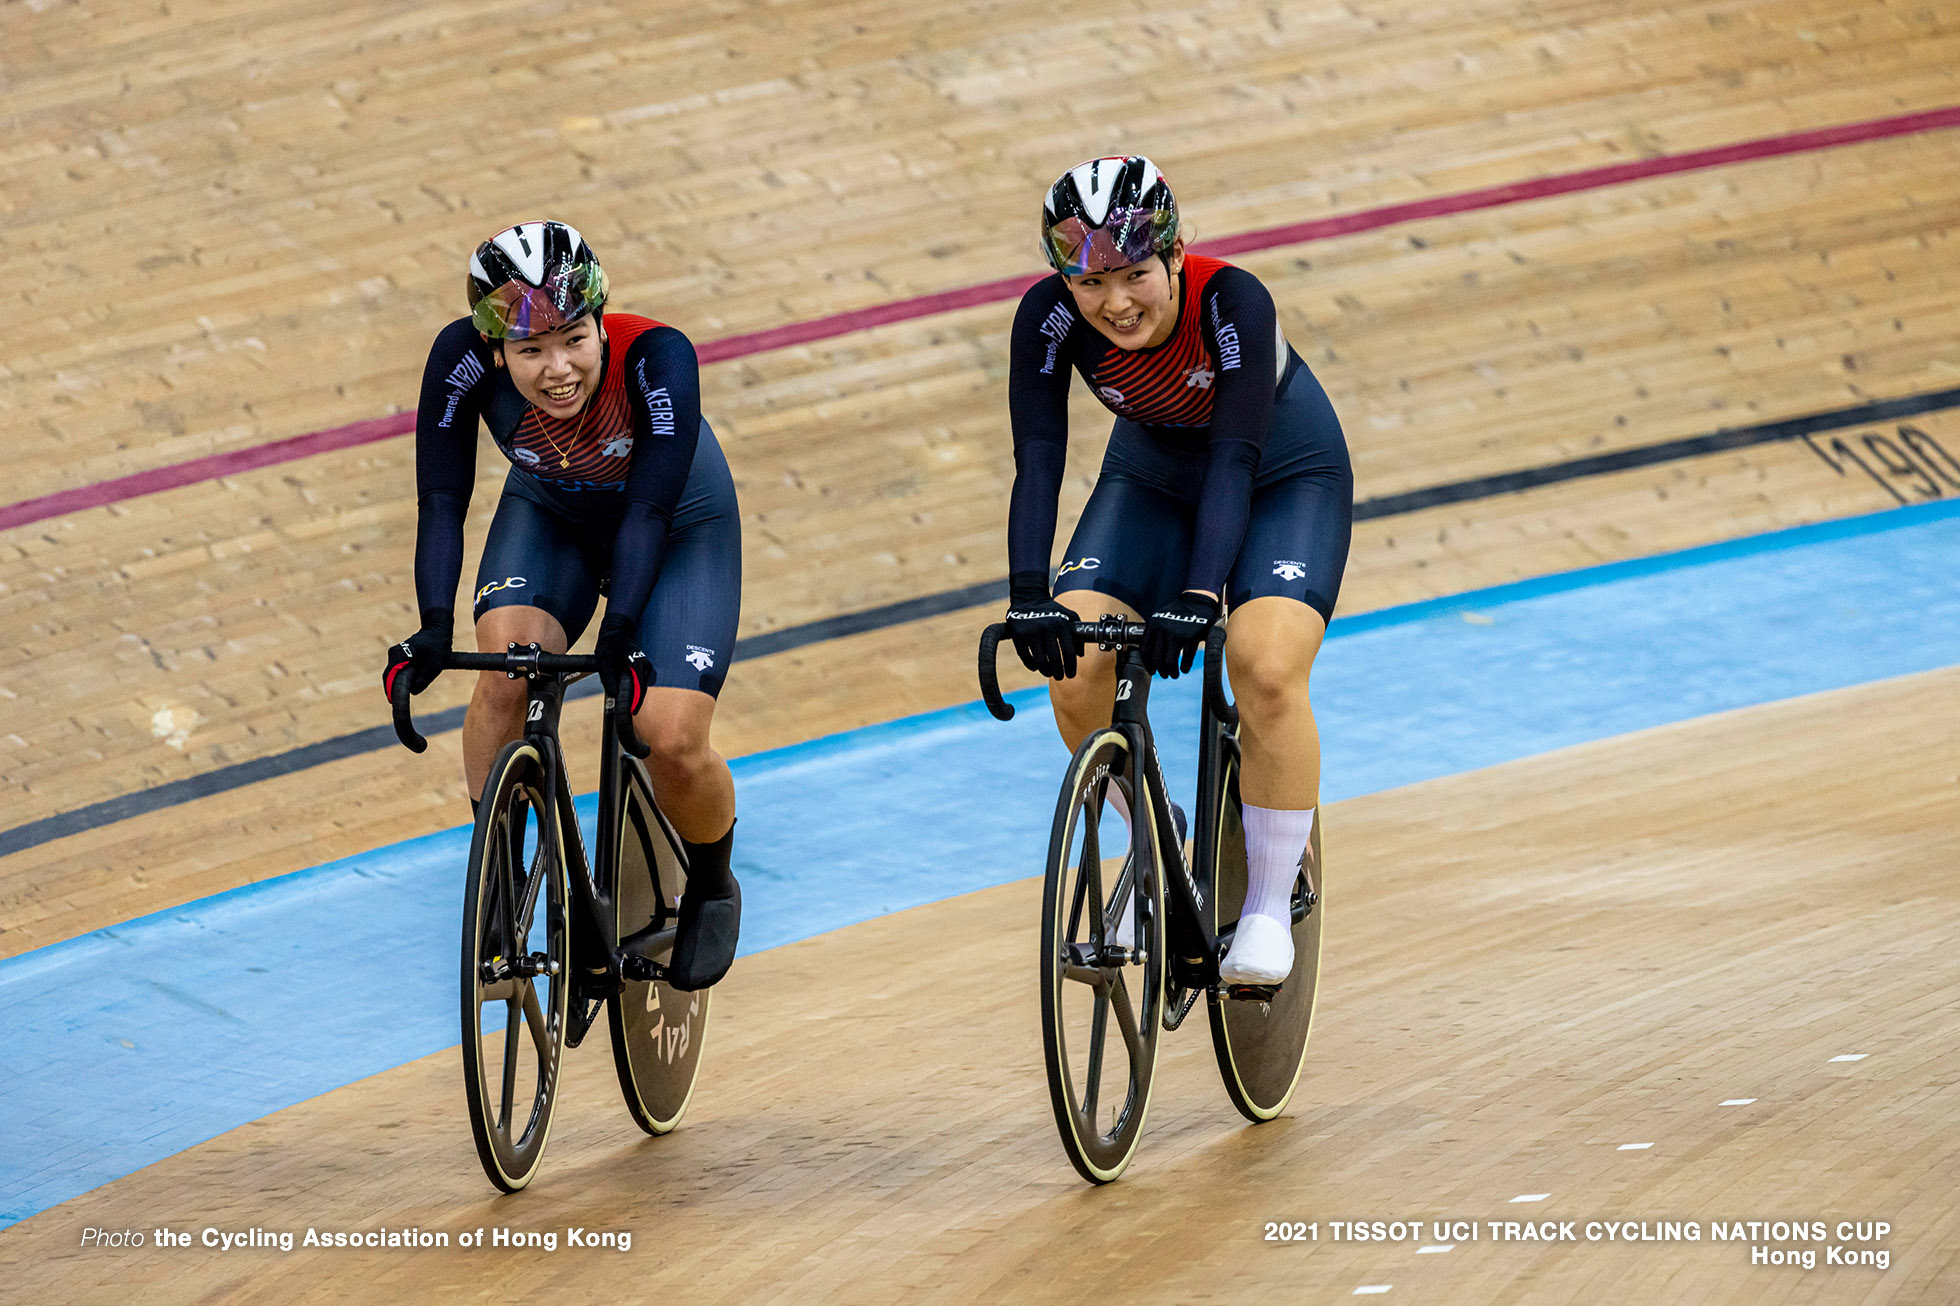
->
[668, 824, 740, 991]
[667, 882, 740, 991]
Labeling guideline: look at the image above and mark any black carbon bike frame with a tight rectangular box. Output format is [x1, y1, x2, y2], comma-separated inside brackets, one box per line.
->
[391, 644, 684, 1018]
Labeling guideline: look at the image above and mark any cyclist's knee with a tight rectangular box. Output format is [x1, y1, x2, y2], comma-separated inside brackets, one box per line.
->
[642, 728, 711, 781]
[1049, 645, 1115, 703]
[635, 693, 716, 782]
[1231, 649, 1311, 724]
[472, 667, 529, 716]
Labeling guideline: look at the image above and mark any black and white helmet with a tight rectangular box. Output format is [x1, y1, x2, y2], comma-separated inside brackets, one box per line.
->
[1040, 156, 1180, 276]
[466, 220, 609, 339]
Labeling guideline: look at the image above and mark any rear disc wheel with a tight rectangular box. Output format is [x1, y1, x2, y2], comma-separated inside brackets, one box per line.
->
[1206, 750, 1322, 1122]
[608, 773, 712, 1134]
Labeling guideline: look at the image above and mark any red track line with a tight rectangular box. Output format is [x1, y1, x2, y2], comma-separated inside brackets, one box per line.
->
[0, 414, 417, 532]
[7, 104, 1958, 534]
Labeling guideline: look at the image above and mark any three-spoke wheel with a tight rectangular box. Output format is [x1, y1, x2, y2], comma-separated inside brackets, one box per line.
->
[1039, 729, 1167, 1184]
[1205, 750, 1322, 1121]
[461, 740, 571, 1192]
[608, 774, 713, 1134]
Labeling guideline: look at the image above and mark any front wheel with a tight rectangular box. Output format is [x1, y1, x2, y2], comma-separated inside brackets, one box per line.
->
[461, 740, 571, 1192]
[608, 770, 712, 1134]
[1039, 728, 1166, 1184]
[1205, 752, 1323, 1122]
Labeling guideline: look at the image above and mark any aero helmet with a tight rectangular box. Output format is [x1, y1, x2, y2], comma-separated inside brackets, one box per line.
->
[1040, 156, 1179, 277]
[466, 220, 609, 339]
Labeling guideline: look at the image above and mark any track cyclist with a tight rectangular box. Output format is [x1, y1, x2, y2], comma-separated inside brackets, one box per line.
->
[384, 220, 742, 990]
[1003, 157, 1353, 986]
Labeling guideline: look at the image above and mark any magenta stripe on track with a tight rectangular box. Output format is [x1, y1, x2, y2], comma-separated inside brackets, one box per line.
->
[0, 414, 417, 531]
[7, 104, 1959, 533]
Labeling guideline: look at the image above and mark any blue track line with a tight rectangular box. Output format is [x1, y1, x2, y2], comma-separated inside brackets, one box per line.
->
[4, 499, 1959, 1228]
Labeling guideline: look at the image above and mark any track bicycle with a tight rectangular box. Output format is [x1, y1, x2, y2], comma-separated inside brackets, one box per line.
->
[391, 645, 711, 1192]
[979, 619, 1322, 1184]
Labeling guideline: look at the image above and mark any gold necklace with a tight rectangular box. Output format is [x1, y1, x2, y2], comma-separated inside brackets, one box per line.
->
[536, 394, 590, 470]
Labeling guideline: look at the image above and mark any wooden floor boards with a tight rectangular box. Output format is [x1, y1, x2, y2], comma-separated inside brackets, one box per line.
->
[9, 668, 1954, 1303]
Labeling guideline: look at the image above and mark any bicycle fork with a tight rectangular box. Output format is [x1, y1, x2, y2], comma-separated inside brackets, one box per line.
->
[1107, 650, 1217, 989]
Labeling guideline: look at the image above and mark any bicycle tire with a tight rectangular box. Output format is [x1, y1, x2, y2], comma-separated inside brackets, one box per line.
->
[1205, 755, 1323, 1122]
[460, 740, 571, 1192]
[607, 772, 712, 1135]
[1039, 728, 1166, 1184]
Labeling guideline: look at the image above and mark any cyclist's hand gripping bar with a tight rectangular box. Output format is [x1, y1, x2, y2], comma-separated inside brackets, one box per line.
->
[389, 647, 643, 754]
[981, 620, 1235, 725]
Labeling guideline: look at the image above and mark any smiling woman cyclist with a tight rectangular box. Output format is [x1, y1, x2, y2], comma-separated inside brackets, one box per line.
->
[1003, 157, 1354, 985]
[383, 220, 741, 990]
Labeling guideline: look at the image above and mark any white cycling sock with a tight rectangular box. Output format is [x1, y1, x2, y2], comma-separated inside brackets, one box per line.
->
[1240, 804, 1314, 923]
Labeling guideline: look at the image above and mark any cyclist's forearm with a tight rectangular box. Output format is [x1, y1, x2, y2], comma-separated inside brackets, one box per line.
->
[1007, 438, 1067, 582]
[1183, 437, 1259, 596]
[602, 500, 674, 626]
[413, 490, 469, 618]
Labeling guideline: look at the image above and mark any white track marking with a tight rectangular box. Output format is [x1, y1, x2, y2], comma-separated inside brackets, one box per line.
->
[1829, 1054, 1869, 1062]
[1720, 1098, 1756, 1105]
[1617, 1142, 1653, 1150]
[1417, 1244, 1453, 1253]
[1510, 1193, 1549, 1203]
[1354, 1288, 1392, 1296]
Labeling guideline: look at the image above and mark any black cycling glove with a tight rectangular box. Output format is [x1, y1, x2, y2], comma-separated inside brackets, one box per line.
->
[382, 608, 453, 700]
[1004, 571, 1080, 680]
[1142, 591, 1221, 678]
[596, 613, 655, 758]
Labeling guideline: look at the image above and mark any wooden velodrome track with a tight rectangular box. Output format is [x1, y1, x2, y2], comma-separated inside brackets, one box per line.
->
[12, 671, 1960, 1301]
[3, 0, 1958, 1299]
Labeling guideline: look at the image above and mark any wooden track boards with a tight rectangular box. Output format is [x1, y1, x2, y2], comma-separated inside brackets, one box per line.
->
[11, 667, 1957, 1303]
[5, 0, 1960, 955]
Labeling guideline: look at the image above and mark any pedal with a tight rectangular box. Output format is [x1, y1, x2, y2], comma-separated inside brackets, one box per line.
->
[1294, 887, 1319, 922]
[1162, 986, 1200, 1031]
[620, 954, 668, 983]
[1223, 982, 1281, 1003]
